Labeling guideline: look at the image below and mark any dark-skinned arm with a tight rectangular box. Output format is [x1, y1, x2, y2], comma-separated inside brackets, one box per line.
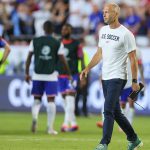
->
[25, 52, 33, 83]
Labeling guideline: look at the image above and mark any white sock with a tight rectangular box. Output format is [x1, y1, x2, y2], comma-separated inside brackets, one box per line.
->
[63, 97, 69, 127]
[66, 95, 77, 126]
[126, 107, 134, 124]
[47, 102, 56, 131]
[32, 99, 41, 122]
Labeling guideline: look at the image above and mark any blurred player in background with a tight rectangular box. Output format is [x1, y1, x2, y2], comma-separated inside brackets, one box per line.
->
[25, 21, 71, 135]
[0, 25, 11, 68]
[75, 50, 89, 117]
[120, 48, 145, 126]
[57, 23, 84, 132]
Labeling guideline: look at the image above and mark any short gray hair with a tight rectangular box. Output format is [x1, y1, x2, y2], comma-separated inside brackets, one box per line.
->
[107, 2, 120, 14]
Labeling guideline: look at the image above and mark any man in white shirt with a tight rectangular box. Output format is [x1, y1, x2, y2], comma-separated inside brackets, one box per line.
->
[80, 3, 143, 150]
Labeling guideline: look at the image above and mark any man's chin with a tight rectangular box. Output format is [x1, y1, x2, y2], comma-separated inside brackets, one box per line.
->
[104, 20, 108, 24]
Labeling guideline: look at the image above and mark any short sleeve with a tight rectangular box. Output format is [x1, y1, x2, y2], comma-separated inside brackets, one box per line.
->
[124, 31, 136, 53]
[98, 29, 102, 47]
[29, 40, 34, 52]
[58, 43, 65, 55]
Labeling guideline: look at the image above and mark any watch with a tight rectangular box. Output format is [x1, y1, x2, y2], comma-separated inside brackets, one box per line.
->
[132, 79, 137, 83]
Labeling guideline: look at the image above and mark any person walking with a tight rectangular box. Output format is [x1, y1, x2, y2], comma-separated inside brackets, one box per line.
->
[80, 3, 143, 150]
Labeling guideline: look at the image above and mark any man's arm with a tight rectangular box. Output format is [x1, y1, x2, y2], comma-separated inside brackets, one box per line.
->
[25, 52, 33, 83]
[0, 43, 11, 66]
[80, 47, 102, 80]
[128, 50, 140, 91]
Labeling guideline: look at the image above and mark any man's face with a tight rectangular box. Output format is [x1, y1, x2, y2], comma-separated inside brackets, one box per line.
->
[103, 5, 116, 25]
[61, 26, 71, 38]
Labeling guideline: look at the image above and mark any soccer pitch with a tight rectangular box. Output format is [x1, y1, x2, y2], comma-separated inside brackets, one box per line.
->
[0, 112, 149, 150]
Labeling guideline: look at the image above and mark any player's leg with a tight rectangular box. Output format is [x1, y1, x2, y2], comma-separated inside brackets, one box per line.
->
[75, 79, 81, 116]
[126, 97, 135, 124]
[100, 79, 126, 145]
[120, 87, 134, 124]
[119, 88, 131, 131]
[120, 90, 127, 115]
[96, 104, 104, 128]
[58, 76, 70, 131]
[31, 80, 44, 133]
[97, 82, 105, 128]
[114, 100, 143, 149]
[45, 81, 58, 135]
[66, 74, 79, 131]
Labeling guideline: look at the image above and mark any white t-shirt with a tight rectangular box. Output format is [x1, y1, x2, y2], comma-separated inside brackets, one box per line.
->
[29, 40, 64, 81]
[98, 25, 136, 80]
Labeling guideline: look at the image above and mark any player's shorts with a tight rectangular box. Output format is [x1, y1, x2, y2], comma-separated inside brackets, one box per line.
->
[58, 74, 79, 94]
[120, 87, 132, 102]
[31, 80, 58, 97]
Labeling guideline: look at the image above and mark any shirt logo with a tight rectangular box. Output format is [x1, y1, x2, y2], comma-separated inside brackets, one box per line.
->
[41, 46, 50, 55]
[101, 34, 120, 41]
[39, 46, 52, 60]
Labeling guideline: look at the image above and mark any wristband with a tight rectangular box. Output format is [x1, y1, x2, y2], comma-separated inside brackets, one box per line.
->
[132, 79, 137, 83]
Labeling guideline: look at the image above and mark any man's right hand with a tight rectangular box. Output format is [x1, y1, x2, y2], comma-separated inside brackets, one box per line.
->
[80, 67, 90, 80]
[25, 74, 31, 84]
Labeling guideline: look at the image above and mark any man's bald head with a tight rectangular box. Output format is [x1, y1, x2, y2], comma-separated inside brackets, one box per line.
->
[104, 2, 120, 14]
[103, 2, 120, 25]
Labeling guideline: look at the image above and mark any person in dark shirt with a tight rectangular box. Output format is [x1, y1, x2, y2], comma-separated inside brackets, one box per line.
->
[57, 24, 84, 132]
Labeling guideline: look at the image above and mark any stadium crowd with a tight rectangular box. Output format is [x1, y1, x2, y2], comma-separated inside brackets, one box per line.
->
[0, 0, 150, 74]
[0, 0, 150, 43]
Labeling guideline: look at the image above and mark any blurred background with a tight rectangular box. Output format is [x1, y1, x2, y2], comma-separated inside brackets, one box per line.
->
[0, 0, 150, 115]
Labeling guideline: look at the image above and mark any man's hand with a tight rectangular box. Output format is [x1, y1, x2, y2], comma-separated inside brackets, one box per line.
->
[80, 67, 90, 80]
[132, 82, 140, 91]
[25, 74, 31, 84]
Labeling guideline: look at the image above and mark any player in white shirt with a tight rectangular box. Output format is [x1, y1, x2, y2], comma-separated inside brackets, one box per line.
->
[80, 3, 143, 150]
[25, 21, 71, 135]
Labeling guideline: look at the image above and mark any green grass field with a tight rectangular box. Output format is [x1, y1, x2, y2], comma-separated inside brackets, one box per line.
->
[0, 112, 149, 150]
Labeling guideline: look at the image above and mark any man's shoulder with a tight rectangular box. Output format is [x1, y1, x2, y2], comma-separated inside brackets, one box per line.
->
[100, 25, 109, 30]
[120, 25, 133, 35]
[33, 36, 60, 43]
